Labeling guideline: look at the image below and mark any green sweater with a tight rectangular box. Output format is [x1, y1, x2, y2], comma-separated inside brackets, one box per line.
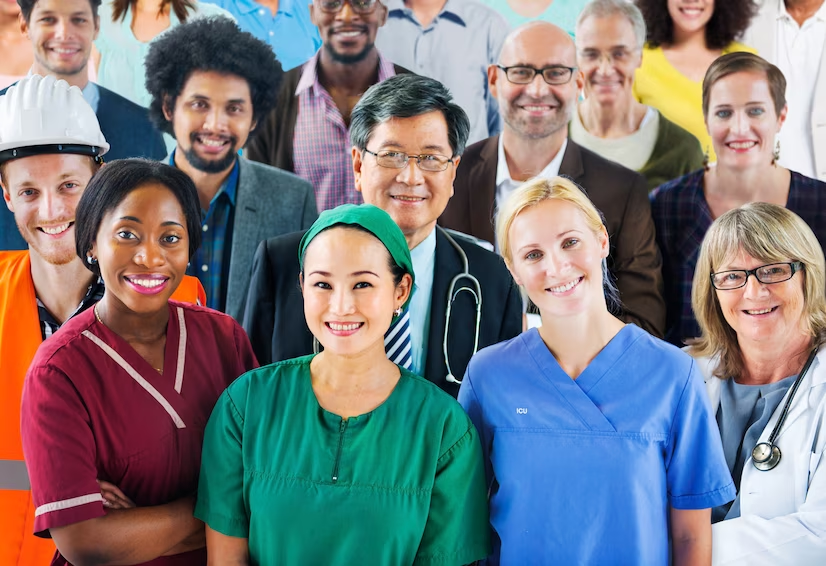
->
[641, 113, 704, 191]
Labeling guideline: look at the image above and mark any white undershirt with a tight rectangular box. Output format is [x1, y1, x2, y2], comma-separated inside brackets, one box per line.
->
[775, 1, 826, 177]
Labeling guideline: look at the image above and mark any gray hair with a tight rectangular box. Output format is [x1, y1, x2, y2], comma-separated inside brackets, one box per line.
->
[576, 0, 647, 51]
[349, 74, 471, 157]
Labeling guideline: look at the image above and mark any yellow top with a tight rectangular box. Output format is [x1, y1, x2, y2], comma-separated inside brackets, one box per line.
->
[633, 42, 756, 163]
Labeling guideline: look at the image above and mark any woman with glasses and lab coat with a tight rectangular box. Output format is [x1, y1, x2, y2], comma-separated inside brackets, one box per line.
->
[458, 176, 735, 565]
[690, 202, 826, 565]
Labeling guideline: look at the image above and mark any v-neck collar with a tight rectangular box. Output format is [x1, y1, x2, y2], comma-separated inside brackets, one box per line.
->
[522, 325, 640, 432]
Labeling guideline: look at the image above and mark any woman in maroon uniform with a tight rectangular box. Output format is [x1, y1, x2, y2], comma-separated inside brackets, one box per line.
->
[21, 159, 257, 566]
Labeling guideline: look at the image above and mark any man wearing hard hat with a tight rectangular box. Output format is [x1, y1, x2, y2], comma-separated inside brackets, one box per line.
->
[0, 75, 202, 566]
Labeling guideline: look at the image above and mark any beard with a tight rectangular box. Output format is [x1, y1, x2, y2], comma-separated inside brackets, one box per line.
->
[502, 94, 574, 140]
[183, 133, 239, 174]
[325, 40, 374, 65]
[18, 220, 78, 266]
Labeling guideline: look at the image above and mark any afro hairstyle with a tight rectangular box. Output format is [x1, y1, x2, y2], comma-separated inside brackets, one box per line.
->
[144, 16, 283, 137]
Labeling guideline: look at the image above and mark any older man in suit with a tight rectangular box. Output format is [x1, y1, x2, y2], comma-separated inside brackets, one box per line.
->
[244, 74, 522, 398]
[439, 21, 664, 337]
[145, 17, 317, 321]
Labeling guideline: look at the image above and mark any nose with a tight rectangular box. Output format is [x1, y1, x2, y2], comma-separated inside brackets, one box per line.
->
[395, 157, 424, 186]
[337, 0, 357, 21]
[203, 107, 227, 132]
[39, 191, 70, 222]
[330, 286, 356, 315]
[742, 273, 770, 300]
[544, 248, 569, 277]
[54, 18, 70, 40]
[597, 54, 612, 75]
[525, 72, 549, 97]
[732, 111, 750, 135]
[134, 240, 165, 268]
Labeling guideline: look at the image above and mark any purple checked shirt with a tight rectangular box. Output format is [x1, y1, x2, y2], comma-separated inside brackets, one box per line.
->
[293, 50, 397, 212]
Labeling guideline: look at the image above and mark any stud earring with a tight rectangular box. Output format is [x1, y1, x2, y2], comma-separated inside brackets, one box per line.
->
[703, 146, 710, 171]
[772, 139, 781, 167]
[86, 255, 97, 265]
[393, 307, 403, 317]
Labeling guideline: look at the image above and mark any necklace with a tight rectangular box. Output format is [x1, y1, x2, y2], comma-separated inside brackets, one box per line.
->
[94, 304, 164, 374]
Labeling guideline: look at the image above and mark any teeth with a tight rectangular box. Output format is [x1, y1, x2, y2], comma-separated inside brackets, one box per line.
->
[729, 142, 756, 149]
[199, 138, 226, 147]
[746, 308, 773, 315]
[41, 223, 71, 235]
[338, 31, 361, 37]
[549, 278, 581, 293]
[329, 322, 360, 331]
[395, 196, 423, 202]
[53, 48, 77, 54]
[129, 278, 165, 289]
[524, 105, 551, 111]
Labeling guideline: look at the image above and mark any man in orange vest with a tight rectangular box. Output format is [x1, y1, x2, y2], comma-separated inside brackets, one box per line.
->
[0, 75, 204, 565]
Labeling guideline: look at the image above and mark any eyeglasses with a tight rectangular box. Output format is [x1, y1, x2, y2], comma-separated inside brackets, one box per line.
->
[497, 65, 577, 85]
[363, 148, 455, 172]
[314, 0, 378, 14]
[710, 262, 804, 290]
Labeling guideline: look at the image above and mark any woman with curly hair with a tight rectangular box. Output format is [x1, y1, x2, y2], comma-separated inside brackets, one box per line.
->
[93, 0, 234, 109]
[633, 0, 757, 163]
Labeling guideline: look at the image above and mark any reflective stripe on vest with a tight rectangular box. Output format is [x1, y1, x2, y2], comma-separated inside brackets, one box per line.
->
[0, 460, 30, 490]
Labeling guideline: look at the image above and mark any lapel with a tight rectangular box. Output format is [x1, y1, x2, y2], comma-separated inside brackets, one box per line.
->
[468, 136, 500, 243]
[772, 352, 826, 442]
[558, 139, 585, 184]
[425, 229, 452, 385]
[226, 158, 259, 319]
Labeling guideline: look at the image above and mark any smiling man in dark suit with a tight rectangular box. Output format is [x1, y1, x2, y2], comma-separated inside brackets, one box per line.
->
[439, 21, 665, 337]
[244, 73, 522, 398]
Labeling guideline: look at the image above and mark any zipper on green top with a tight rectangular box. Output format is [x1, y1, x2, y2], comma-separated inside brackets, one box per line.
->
[332, 418, 348, 483]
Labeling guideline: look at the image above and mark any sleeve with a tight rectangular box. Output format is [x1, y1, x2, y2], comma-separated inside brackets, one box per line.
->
[666, 359, 735, 510]
[242, 240, 275, 366]
[709, 402, 826, 565]
[233, 319, 260, 373]
[194, 382, 249, 538]
[413, 421, 491, 565]
[20, 361, 105, 535]
[613, 173, 666, 338]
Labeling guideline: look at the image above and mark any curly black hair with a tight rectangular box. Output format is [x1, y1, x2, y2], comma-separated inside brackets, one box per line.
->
[17, 0, 103, 22]
[635, 0, 757, 50]
[144, 16, 282, 137]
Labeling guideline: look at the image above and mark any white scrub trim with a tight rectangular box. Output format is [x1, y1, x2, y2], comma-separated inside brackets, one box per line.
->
[35, 493, 104, 517]
[174, 307, 186, 394]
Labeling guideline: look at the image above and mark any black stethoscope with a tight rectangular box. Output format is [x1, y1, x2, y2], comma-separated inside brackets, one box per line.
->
[751, 347, 818, 471]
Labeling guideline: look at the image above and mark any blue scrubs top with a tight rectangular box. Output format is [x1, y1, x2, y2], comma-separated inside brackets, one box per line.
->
[458, 324, 735, 565]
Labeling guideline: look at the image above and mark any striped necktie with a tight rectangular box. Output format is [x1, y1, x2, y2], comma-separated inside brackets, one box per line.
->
[385, 309, 413, 369]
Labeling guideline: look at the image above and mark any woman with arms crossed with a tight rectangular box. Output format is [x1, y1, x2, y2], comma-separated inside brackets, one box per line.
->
[196, 204, 490, 565]
[690, 203, 826, 564]
[21, 159, 258, 565]
[459, 176, 734, 565]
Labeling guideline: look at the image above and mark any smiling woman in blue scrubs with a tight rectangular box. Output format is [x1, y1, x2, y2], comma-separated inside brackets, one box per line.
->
[458, 176, 735, 565]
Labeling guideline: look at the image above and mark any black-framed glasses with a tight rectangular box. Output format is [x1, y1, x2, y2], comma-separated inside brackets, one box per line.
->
[363, 148, 455, 172]
[314, 0, 378, 14]
[497, 64, 577, 85]
[710, 262, 804, 290]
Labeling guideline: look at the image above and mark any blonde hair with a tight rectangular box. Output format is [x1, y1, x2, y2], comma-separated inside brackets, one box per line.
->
[496, 176, 620, 308]
[691, 202, 826, 378]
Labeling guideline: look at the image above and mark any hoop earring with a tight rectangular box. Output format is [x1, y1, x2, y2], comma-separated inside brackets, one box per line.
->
[393, 307, 403, 317]
[772, 139, 781, 167]
[703, 146, 710, 171]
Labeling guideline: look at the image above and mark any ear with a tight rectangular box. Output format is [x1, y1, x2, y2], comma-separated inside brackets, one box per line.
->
[352, 146, 364, 194]
[598, 226, 609, 259]
[777, 103, 788, 130]
[298, 273, 305, 296]
[574, 68, 585, 96]
[309, 3, 318, 26]
[2, 183, 13, 213]
[19, 13, 29, 37]
[162, 95, 175, 122]
[448, 155, 459, 198]
[93, 15, 100, 39]
[505, 260, 523, 287]
[395, 272, 413, 309]
[487, 64, 499, 99]
[377, 3, 388, 26]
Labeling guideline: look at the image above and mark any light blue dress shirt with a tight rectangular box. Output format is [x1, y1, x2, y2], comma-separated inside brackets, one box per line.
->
[375, 0, 509, 145]
[80, 81, 100, 113]
[408, 228, 436, 376]
[201, 0, 321, 70]
[477, 0, 586, 36]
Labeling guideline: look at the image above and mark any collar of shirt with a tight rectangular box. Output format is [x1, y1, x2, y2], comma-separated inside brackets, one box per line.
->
[777, 0, 826, 23]
[384, 0, 467, 26]
[168, 149, 240, 208]
[295, 48, 397, 97]
[496, 136, 568, 186]
[407, 227, 437, 376]
[231, 0, 295, 17]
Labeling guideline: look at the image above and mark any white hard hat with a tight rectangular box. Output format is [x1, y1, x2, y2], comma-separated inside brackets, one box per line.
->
[0, 74, 109, 164]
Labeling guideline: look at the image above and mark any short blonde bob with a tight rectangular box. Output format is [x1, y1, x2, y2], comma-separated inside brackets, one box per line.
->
[691, 202, 826, 378]
[496, 176, 619, 309]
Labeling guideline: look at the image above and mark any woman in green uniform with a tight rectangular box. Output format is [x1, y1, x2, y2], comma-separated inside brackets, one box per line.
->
[196, 204, 491, 565]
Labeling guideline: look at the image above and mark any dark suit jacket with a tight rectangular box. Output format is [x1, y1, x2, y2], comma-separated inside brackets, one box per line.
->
[0, 83, 166, 250]
[439, 136, 665, 337]
[243, 226, 523, 398]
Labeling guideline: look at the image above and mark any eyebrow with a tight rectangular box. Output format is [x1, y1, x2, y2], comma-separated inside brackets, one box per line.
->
[118, 217, 184, 228]
[308, 270, 380, 277]
[377, 140, 449, 153]
[188, 94, 247, 105]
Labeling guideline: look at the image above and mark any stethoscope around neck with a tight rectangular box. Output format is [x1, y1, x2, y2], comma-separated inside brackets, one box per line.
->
[751, 346, 818, 471]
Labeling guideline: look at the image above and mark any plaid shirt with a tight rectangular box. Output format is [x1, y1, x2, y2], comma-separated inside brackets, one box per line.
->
[37, 276, 105, 340]
[173, 153, 239, 312]
[650, 169, 826, 345]
[293, 50, 397, 212]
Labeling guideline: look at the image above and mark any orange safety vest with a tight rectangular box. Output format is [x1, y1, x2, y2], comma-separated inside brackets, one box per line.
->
[0, 251, 206, 565]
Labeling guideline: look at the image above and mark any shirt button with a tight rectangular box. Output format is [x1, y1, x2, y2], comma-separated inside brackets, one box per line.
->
[201, 265, 209, 272]
[202, 224, 209, 232]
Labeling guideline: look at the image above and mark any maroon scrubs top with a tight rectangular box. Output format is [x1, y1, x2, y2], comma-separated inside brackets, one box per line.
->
[20, 301, 258, 566]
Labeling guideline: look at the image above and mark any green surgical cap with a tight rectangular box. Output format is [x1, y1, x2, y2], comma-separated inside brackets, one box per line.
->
[298, 204, 415, 309]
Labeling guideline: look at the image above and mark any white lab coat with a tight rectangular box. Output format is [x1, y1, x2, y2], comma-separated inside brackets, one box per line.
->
[695, 352, 826, 565]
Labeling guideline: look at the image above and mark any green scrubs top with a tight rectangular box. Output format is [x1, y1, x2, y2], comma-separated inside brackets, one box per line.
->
[195, 355, 491, 565]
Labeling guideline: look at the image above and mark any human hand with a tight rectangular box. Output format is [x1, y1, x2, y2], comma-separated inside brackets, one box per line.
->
[97, 479, 136, 510]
